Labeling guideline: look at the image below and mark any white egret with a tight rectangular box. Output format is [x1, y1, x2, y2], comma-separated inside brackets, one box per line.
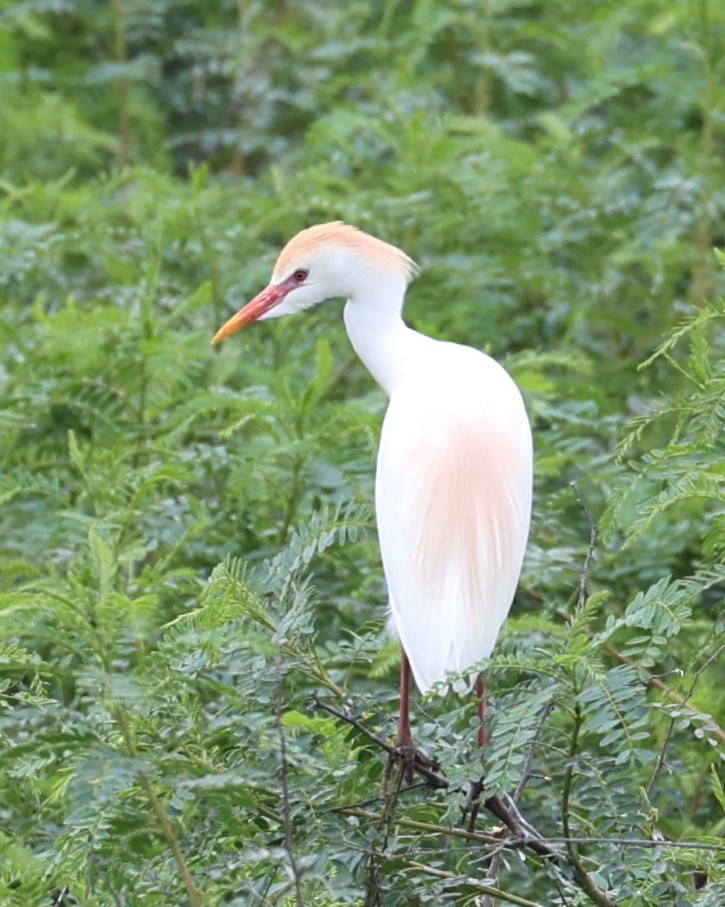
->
[213, 222, 532, 759]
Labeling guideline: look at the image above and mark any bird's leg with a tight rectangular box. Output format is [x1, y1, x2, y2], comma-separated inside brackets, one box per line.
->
[393, 650, 415, 781]
[381, 653, 414, 797]
[384, 649, 442, 787]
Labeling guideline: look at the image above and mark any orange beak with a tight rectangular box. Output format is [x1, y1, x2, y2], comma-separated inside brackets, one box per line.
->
[212, 282, 289, 344]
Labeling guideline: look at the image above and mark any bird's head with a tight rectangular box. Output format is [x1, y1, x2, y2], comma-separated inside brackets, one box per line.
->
[212, 222, 417, 343]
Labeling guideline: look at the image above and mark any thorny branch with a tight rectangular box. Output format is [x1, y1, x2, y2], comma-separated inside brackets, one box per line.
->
[319, 490, 618, 904]
[569, 481, 725, 765]
[364, 758, 405, 907]
[567, 482, 725, 744]
[479, 699, 558, 906]
[551, 614, 725, 745]
[521, 584, 725, 745]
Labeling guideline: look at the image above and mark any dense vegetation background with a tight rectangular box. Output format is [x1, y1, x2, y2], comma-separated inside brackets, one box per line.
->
[1, 1, 724, 905]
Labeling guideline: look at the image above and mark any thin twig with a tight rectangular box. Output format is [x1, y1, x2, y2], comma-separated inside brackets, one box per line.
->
[338, 806, 501, 844]
[556, 609, 725, 745]
[465, 720, 558, 847]
[484, 794, 561, 859]
[336, 808, 725, 852]
[513, 701, 556, 804]
[398, 858, 547, 907]
[478, 844, 503, 907]
[562, 704, 617, 907]
[113, 706, 202, 907]
[538, 836, 725, 852]
[570, 482, 598, 609]
[558, 502, 618, 907]
[647, 642, 725, 795]
[275, 651, 304, 907]
[364, 759, 402, 907]
[604, 640, 725, 743]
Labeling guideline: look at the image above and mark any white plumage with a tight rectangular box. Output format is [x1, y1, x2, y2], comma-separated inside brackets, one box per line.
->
[376, 343, 531, 693]
[214, 222, 532, 736]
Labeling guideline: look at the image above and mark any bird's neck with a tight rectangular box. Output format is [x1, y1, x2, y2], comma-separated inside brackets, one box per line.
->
[343, 289, 429, 396]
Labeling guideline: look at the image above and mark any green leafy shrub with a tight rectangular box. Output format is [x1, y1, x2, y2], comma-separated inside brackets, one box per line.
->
[0, 1, 723, 905]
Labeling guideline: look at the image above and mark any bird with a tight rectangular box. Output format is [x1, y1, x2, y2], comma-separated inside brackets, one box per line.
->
[213, 222, 532, 763]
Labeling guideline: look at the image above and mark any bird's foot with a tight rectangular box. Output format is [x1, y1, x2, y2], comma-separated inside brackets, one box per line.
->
[380, 744, 448, 800]
[380, 733, 445, 798]
[462, 777, 486, 832]
[395, 740, 441, 781]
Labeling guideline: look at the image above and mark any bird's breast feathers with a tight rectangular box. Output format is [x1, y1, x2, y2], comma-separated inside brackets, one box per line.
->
[375, 354, 532, 692]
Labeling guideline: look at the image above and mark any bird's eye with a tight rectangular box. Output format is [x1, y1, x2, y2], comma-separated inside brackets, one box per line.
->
[293, 268, 308, 283]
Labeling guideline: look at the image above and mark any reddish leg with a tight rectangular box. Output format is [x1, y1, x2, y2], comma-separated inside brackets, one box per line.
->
[381, 649, 416, 790]
[476, 672, 488, 747]
[387, 649, 442, 787]
[462, 671, 489, 827]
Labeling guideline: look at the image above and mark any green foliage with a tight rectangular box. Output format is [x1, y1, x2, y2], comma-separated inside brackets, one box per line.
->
[1, 1, 724, 905]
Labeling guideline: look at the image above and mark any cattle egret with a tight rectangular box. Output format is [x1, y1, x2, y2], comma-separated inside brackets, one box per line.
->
[213, 222, 532, 761]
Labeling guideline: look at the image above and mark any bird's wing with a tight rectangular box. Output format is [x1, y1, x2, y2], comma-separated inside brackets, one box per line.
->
[375, 353, 532, 694]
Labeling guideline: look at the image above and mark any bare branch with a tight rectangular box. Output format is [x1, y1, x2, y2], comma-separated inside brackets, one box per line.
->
[337, 808, 725, 853]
